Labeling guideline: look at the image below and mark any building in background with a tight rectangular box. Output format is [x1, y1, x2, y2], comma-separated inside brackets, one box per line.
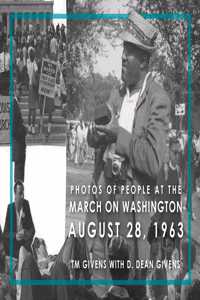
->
[0, 0, 53, 34]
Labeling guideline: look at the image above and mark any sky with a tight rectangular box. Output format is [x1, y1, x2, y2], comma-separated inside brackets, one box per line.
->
[52, 0, 128, 78]
[52, 0, 66, 26]
[94, 39, 123, 79]
[53, 0, 129, 15]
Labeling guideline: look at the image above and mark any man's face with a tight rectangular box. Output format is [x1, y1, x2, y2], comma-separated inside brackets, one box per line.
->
[15, 185, 24, 207]
[121, 42, 143, 88]
[169, 142, 180, 166]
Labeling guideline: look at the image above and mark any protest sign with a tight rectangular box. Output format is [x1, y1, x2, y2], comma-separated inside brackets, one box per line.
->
[39, 59, 57, 98]
[0, 95, 10, 144]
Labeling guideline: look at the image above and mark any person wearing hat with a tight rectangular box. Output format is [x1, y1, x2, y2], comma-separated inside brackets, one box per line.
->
[87, 9, 171, 296]
[13, 97, 27, 183]
[102, 236, 133, 300]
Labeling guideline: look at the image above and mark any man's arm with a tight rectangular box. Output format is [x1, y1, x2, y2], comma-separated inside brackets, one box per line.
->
[116, 85, 170, 181]
[87, 124, 110, 148]
[3, 204, 17, 256]
[23, 201, 35, 242]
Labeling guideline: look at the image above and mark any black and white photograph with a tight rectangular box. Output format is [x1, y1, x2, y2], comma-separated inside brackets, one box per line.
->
[0, 0, 200, 300]
[1, 1, 68, 299]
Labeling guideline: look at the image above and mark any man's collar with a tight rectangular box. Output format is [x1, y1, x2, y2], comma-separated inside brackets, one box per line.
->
[135, 72, 153, 111]
[126, 72, 151, 98]
[107, 285, 129, 298]
[127, 72, 149, 96]
[169, 161, 178, 171]
[14, 198, 25, 208]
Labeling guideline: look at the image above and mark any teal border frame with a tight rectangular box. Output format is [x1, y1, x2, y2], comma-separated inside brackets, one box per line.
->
[9, 12, 192, 286]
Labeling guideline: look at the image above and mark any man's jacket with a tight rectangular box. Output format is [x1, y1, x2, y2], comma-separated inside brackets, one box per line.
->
[3, 199, 35, 259]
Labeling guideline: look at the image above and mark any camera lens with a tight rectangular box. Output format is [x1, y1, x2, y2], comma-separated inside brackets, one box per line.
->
[112, 161, 121, 176]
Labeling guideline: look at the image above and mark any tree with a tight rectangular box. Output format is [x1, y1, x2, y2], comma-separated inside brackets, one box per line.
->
[64, 71, 120, 120]
[65, 0, 105, 118]
[130, 0, 200, 130]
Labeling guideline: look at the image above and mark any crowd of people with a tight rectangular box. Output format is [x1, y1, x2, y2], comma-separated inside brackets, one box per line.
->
[66, 120, 94, 165]
[8, 22, 67, 136]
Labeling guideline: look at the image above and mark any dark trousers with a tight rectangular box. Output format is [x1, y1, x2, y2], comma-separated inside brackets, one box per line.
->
[20, 254, 43, 300]
[14, 160, 25, 183]
[20, 254, 70, 300]
[50, 261, 70, 300]
[28, 108, 36, 127]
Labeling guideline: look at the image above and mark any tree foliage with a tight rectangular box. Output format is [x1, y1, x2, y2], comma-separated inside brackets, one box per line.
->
[131, 0, 200, 130]
[65, 0, 106, 118]
[64, 71, 120, 120]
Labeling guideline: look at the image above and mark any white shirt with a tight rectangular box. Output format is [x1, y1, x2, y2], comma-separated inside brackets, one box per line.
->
[27, 58, 38, 85]
[0, 52, 10, 73]
[16, 207, 23, 233]
[77, 124, 85, 144]
[50, 37, 58, 55]
[178, 136, 185, 152]
[118, 72, 151, 134]
[118, 89, 140, 134]
[195, 137, 200, 153]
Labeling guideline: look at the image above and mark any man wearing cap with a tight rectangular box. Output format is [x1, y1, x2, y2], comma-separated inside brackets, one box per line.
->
[88, 9, 170, 295]
[102, 236, 133, 300]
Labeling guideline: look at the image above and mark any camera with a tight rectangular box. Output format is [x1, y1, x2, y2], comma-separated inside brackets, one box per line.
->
[111, 155, 123, 177]
[94, 103, 112, 125]
[104, 153, 127, 185]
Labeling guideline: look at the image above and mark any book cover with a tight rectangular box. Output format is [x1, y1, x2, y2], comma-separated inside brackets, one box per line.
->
[0, 1, 200, 300]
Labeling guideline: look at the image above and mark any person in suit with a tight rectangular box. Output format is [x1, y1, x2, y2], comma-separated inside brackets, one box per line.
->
[3, 181, 35, 300]
[87, 9, 170, 298]
[13, 97, 27, 183]
[3, 180, 35, 260]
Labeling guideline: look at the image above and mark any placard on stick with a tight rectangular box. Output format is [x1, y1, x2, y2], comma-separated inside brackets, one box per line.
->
[39, 59, 58, 98]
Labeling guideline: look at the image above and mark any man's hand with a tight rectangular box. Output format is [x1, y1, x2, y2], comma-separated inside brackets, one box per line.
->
[16, 229, 25, 241]
[38, 259, 49, 270]
[87, 122, 117, 147]
[95, 124, 118, 143]
[23, 229, 32, 241]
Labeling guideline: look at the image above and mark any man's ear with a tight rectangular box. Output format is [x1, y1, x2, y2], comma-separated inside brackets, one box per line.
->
[140, 58, 148, 70]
